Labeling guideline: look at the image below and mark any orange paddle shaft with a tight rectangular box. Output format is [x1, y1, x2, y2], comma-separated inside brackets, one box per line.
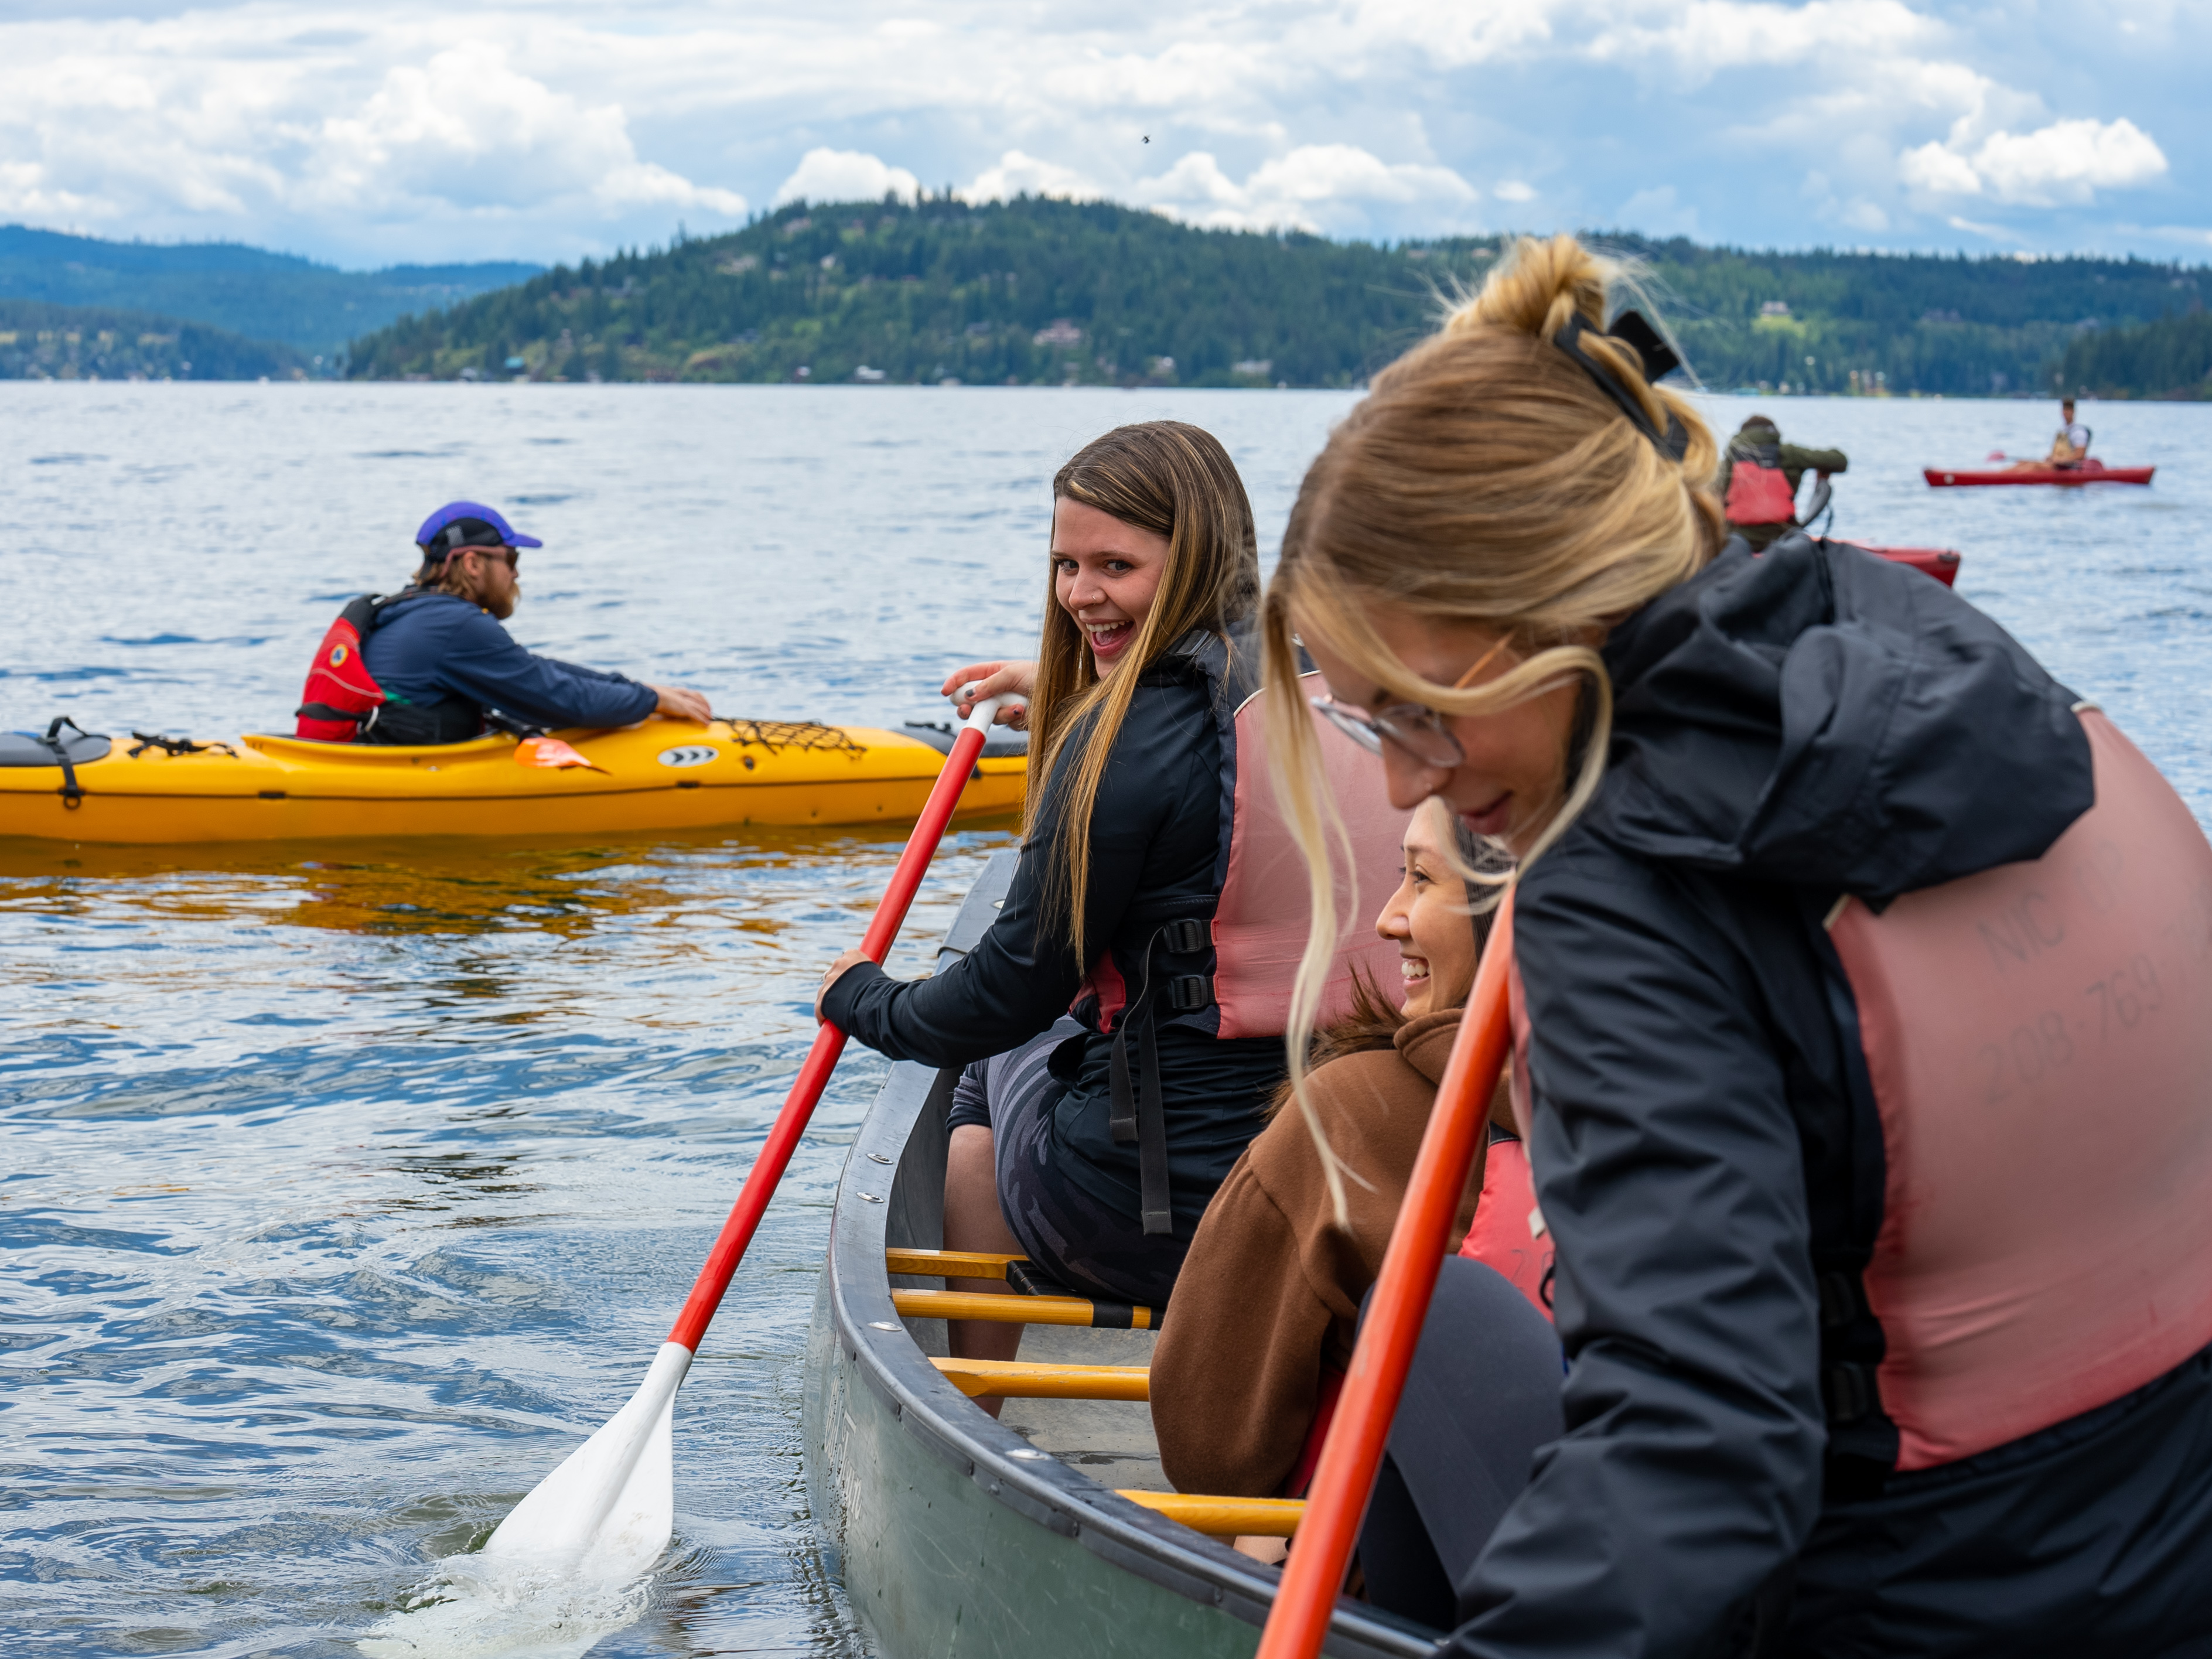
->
[1255, 891, 1518, 1659]
[667, 710, 998, 1353]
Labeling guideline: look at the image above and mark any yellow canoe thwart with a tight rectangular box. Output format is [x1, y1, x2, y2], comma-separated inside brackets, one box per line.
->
[0, 716, 1026, 844]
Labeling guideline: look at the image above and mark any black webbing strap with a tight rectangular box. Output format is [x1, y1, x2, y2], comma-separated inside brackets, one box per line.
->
[1107, 918, 1213, 1237]
[40, 716, 97, 810]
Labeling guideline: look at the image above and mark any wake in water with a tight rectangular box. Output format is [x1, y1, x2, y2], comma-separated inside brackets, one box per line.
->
[357, 1556, 654, 1659]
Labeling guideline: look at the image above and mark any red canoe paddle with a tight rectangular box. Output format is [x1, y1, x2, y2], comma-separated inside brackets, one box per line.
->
[470, 694, 1006, 1588]
[1256, 890, 1518, 1659]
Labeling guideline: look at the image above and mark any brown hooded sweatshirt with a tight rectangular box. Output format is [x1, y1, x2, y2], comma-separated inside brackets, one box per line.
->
[1149, 1007, 1486, 1498]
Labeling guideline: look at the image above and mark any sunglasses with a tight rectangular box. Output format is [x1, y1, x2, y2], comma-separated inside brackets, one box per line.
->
[1306, 637, 1515, 770]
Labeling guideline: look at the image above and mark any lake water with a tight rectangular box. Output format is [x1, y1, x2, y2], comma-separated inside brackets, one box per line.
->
[2, 384, 2206, 1657]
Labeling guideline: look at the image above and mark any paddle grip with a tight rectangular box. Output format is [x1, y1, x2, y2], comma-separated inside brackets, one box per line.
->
[667, 699, 1005, 1354]
[1254, 893, 1518, 1659]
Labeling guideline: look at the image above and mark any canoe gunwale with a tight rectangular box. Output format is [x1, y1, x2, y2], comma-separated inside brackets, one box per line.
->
[808, 850, 1436, 1658]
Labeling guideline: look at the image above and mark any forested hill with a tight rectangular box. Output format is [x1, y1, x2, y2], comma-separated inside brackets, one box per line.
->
[344, 196, 2208, 397]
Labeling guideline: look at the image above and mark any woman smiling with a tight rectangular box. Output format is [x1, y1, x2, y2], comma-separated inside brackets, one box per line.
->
[818, 421, 1402, 1389]
[1148, 798, 1545, 1518]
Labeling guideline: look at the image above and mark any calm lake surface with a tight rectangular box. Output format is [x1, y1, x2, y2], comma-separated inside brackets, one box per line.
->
[3, 384, 2207, 1655]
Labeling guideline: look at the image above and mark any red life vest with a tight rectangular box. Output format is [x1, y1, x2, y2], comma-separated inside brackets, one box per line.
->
[1825, 709, 2212, 1469]
[295, 595, 398, 742]
[1459, 1133, 1554, 1321]
[1725, 447, 1798, 526]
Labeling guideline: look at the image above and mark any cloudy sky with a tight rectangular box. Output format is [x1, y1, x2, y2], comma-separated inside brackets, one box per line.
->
[0, 0, 2200, 269]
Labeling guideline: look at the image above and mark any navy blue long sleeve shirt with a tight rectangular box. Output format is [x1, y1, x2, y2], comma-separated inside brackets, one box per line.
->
[360, 591, 657, 732]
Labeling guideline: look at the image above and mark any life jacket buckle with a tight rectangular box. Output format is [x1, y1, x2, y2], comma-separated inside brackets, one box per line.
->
[1166, 974, 1213, 1013]
[1161, 917, 1209, 955]
[1822, 1361, 1880, 1425]
[1817, 1269, 1866, 1329]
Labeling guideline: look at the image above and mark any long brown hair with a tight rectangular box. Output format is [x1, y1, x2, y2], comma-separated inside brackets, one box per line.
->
[1027, 421, 1260, 966]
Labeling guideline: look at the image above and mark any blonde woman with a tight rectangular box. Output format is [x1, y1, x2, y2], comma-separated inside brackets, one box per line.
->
[1262, 237, 2212, 1650]
[818, 422, 1399, 1385]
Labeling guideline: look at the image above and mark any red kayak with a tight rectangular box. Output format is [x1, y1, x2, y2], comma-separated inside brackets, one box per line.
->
[1925, 460, 2154, 488]
[1853, 544, 1961, 586]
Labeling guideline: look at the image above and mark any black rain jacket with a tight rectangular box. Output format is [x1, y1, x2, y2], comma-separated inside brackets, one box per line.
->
[1446, 533, 2212, 1657]
[822, 633, 1285, 1237]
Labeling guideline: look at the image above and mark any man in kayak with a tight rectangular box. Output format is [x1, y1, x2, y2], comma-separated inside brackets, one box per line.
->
[2013, 398, 2091, 470]
[333, 501, 709, 745]
[1718, 412, 1846, 549]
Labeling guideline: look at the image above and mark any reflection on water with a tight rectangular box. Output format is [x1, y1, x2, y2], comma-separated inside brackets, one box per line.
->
[1, 820, 1013, 1656]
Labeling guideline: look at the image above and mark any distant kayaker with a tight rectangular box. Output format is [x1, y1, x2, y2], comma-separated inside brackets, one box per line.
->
[294, 501, 709, 744]
[2014, 397, 2091, 470]
[813, 421, 1402, 1397]
[1719, 412, 1846, 549]
[1262, 233, 2212, 1651]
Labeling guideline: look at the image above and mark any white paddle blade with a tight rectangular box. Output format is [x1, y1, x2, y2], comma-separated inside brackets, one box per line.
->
[479, 1340, 692, 1584]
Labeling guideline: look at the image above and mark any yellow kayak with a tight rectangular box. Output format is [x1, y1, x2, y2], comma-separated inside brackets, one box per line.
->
[0, 716, 1026, 845]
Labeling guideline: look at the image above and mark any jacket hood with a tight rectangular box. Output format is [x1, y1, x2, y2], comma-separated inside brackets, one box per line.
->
[1582, 532, 2093, 902]
[1393, 1006, 1465, 1085]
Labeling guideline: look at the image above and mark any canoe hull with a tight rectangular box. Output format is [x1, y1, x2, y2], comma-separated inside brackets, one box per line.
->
[0, 720, 1024, 845]
[801, 852, 1435, 1659]
[1924, 465, 2155, 487]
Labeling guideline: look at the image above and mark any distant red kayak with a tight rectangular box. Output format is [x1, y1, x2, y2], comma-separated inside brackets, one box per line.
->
[1925, 460, 2154, 488]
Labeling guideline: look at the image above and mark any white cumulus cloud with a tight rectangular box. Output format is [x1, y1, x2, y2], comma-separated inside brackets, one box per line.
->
[308, 44, 746, 221]
[1900, 117, 2167, 206]
[774, 147, 920, 207]
[0, 1, 2200, 261]
[1129, 145, 1478, 235]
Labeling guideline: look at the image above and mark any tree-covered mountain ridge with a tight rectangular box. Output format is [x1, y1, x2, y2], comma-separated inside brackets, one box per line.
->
[345, 196, 2210, 398]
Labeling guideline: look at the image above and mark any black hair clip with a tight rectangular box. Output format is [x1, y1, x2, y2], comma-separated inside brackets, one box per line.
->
[1554, 310, 1689, 462]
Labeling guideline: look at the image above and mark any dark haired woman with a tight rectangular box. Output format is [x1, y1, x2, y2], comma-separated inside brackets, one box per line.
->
[1150, 800, 1555, 1568]
[817, 421, 1402, 1380]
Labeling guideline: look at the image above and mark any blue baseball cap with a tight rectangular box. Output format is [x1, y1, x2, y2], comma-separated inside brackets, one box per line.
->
[415, 500, 543, 554]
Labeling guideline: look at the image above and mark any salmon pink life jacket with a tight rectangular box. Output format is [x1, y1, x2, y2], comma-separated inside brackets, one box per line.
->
[1069, 630, 1407, 1235]
[1509, 706, 2212, 1474]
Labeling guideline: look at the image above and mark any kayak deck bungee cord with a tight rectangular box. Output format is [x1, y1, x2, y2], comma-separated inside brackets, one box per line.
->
[0, 715, 1026, 844]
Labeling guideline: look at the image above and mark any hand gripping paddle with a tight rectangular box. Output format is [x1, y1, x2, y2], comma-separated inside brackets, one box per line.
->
[474, 694, 1006, 1587]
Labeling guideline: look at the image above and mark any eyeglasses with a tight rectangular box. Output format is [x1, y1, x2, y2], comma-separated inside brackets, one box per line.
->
[1306, 636, 1514, 770]
[1310, 694, 1466, 768]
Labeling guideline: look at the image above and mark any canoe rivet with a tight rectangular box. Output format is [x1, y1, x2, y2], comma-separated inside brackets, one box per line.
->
[868, 1320, 899, 1332]
[859, 1192, 883, 1203]
[866, 1152, 893, 1165]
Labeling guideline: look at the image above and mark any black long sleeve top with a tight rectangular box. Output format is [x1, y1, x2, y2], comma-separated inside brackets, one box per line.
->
[821, 656, 1285, 1233]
